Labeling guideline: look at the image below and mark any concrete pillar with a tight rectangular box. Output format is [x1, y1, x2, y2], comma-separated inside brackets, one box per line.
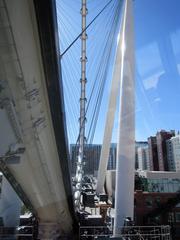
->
[38, 222, 61, 240]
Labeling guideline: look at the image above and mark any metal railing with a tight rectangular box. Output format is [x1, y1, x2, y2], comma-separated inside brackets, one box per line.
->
[0, 226, 33, 239]
[79, 225, 171, 240]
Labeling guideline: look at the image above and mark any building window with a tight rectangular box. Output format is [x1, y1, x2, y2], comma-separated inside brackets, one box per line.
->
[134, 198, 137, 207]
[155, 197, 161, 207]
[168, 212, 174, 223]
[145, 197, 153, 208]
[175, 212, 180, 222]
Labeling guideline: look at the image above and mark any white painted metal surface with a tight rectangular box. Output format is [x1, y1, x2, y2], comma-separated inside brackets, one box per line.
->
[96, 1, 123, 195]
[0, 0, 72, 234]
[114, 0, 135, 236]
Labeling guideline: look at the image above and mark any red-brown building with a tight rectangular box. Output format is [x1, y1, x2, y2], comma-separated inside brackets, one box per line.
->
[156, 130, 175, 171]
[148, 136, 159, 171]
[134, 191, 180, 239]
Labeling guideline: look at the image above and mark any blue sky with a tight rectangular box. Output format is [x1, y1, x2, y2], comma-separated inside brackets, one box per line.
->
[56, 0, 180, 143]
[135, 0, 180, 140]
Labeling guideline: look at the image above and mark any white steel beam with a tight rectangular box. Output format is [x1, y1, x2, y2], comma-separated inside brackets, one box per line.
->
[114, 0, 135, 236]
[96, 2, 123, 194]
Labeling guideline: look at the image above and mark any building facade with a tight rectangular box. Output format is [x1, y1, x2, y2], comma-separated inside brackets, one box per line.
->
[134, 191, 180, 240]
[137, 145, 150, 170]
[148, 136, 159, 171]
[135, 141, 148, 169]
[148, 130, 175, 171]
[156, 130, 175, 171]
[70, 143, 117, 175]
[167, 135, 180, 171]
[71, 131, 178, 175]
[167, 139, 175, 171]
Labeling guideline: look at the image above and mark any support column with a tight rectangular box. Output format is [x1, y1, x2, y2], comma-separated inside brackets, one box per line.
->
[38, 222, 61, 240]
[96, 1, 123, 195]
[114, 0, 135, 236]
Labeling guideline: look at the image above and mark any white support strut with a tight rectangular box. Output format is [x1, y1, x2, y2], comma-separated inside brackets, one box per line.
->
[96, 1, 124, 195]
[114, 0, 135, 236]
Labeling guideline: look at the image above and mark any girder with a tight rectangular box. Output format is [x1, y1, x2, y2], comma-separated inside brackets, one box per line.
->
[0, 157, 37, 216]
[0, 0, 74, 235]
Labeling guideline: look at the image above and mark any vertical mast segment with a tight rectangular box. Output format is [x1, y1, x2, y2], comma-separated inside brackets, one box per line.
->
[114, 0, 135, 235]
[79, 0, 87, 169]
[74, 0, 87, 208]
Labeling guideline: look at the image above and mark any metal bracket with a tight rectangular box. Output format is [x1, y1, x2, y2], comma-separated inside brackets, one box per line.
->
[0, 157, 37, 217]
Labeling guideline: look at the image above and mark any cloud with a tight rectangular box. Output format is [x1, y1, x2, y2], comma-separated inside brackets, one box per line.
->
[177, 63, 180, 75]
[154, 97, 161, 102]
[143, 70, 164, 90]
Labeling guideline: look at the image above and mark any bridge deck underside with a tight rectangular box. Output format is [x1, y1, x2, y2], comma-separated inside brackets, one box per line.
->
[0, 0, 74, 234]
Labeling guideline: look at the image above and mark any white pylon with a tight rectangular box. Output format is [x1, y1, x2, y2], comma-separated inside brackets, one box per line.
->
[96, 0, 135, 234]
[114, 0, 135, 236]
[96, 1, 123, 195]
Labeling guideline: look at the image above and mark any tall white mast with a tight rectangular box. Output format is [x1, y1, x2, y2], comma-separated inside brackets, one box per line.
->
[74, 0, 87, 208]
[114, 0, 135, 236]
[96, 2, 123, 195]
[96, 0, 135, 234]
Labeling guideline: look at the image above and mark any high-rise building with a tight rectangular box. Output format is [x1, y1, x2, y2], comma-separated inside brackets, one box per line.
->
[108, 143, 117, 170]
[71, 142, 146, 175]
[166, 139, 175, 171]
[71, 132, 177, 175]
[148, 136, 159, 171]
[70, 143, 117, 175]
[144, 147, 150, 170]
[135, 141, 148, 169]
[167, 135, 180, 171]
[156, 130, 175, 171]
[137, 146, 150, 170]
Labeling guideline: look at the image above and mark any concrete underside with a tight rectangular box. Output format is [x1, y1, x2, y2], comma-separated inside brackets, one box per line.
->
[0, 0, 74, 235]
